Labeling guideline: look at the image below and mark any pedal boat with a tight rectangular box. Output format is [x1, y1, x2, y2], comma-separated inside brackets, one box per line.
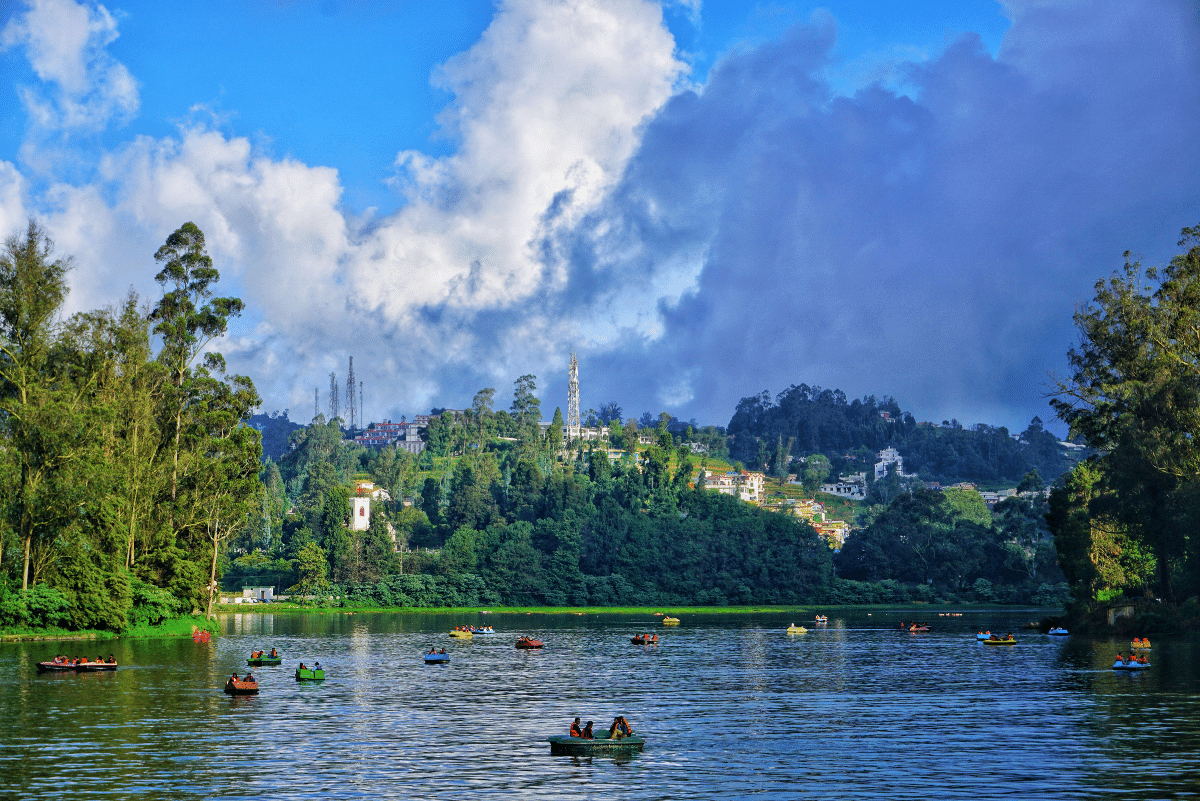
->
[786, 625, 807, 635]
[1112, 659, 1150, 670]
[983, 637, 1017, 645]
[225, 677, 259, 695]
[662, 617, 680, 626]
[449, 630, 473, 639]
[37, 660, 118, 672]
[1048, 628, 1069, 636]
[295, 667, 325, 681]
[515, 638, 544, 649]
[630, 636, 658, 645]
[424, 653, 450, 664]
[247, 655, 282, 666]
[547, 732, 645, 756]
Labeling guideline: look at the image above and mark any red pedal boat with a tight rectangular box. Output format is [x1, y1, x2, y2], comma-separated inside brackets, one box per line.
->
[224, 676, 259, 695]
[515, 637, 543, 649]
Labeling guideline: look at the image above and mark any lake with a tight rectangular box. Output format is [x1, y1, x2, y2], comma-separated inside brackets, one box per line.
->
[2, 609, 1198, 799]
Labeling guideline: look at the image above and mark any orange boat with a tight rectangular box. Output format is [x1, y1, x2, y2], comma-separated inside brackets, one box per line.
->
[224, 676, 259, 695]
[515, 637, 544, 649]
[631, 635, 658, 645]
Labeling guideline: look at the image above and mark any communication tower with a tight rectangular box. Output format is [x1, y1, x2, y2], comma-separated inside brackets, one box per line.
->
[567, 351, 580, 428]
[314, 387, 319, 420]
[346, 357, 357, 429]
[360, 381, 364, 429]
[329, 372, 339, 423]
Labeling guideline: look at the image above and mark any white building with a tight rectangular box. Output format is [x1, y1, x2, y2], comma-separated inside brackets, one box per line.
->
[702, 470, 765, 504]
[350, 496, 371, 531]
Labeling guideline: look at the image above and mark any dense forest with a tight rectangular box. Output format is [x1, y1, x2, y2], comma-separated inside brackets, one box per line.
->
[0, 221, 262, 632]
[726, 387, 1071, 486]
[1047, 224, 1200, 629]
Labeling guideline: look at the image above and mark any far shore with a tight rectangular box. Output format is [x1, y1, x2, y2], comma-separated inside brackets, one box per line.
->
[212, 602, 1059, 616]
[0, 615, 220, 643]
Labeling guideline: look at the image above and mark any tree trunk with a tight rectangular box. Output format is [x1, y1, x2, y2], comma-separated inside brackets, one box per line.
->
[22, 534, 30, 591]
[206, 521, 220, 620]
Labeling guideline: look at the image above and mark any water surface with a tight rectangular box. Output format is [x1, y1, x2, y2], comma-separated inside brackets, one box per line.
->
[2, 609, 1198, 799]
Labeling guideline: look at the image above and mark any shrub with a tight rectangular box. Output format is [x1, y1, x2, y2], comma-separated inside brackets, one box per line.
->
[23, 584, 71, 628]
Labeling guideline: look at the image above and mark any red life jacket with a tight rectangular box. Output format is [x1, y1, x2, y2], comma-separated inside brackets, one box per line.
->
[570, 723, 582, 737]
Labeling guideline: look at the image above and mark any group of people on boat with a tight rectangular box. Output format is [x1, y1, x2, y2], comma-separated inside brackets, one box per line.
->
[901, 622, 931, 631]
[229, 671, 255, 684]
[191, 629, 211, 643]
[50, 654, 115, 666]
[634, 633, 658, 643]
[296, 662, 322, 670]
[249, 648, 279, 659]
[1115, 653, 1150, 666]
[516, 636, 541, 646]
[568, 716, 632, 740]
[451, 625, 494, 633]
[1132, 638, 1152, 649]
[987, 633, 1015, 641]
[427, 648, 448, 655]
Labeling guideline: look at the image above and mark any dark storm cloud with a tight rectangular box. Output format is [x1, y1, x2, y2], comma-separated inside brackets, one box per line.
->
[546, 0, 1200, 431]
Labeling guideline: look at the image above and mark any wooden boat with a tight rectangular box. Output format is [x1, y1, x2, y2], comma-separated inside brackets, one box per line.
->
[37, 660, 117, 672]
[1113, 659, 1151, 670]
[662, 617, 680, 626]
[424, 653, 450, 664]
[295, 667, 326, 681]
[983, 637, 1017, 645]
[1048, 628, 1069, 636]
[786, 625, 807, 635]
[547, 732, 645, 756]
[224, 677, 259, 695]
[515, 638, 544, 649]
[630, 635, 658, 645]
[449, 630, 473, 639]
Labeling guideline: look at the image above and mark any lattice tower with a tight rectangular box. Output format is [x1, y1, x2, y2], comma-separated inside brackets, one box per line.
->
[346, 357, 357, 429]
[567, 351, 580, 428]
[329, 372, 339, 422]
[314, 387, 319, 420]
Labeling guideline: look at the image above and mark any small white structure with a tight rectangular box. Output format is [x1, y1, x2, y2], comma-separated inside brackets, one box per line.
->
[242, 586, 274, 601]
[350, 496, 371, 531]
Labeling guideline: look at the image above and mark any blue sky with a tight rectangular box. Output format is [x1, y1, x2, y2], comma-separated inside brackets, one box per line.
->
[1, 0, 1198, 434]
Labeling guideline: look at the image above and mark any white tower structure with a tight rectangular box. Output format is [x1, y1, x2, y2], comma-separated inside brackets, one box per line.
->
[567, 351, 580, 428]
[350, 496, 371, 531]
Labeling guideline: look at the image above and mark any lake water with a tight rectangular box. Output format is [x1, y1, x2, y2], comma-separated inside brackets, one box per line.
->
[2, 609, 1199, 799]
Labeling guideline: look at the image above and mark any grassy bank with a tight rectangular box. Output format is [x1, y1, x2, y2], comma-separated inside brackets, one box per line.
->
[0, 614, 220, 643]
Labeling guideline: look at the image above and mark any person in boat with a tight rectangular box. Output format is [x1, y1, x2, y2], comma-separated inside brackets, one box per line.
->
[429, 648, 437, 654]
[269, 648, 278, 658]
[314, 662, 321, 669]
[298, 663, 306, 670]
[107, 654, 115, 663]
[229, 672, 240, 683]
[570, 718, 582, 737]
[581, 721, 594, 739]
[243, 671, 254, 682]
[608, 716, 632, 739]
[438, 648, 447, 654]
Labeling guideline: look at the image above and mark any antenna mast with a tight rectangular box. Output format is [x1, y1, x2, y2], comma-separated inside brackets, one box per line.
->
[346, 357, 357, 429]
[329, 372, 339, 423]
[314, 387, 319, 421]
[567, 350, 580, 428]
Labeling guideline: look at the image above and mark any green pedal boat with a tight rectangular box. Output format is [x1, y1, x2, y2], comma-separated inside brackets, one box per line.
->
[547, 733, 645, 756]
[295, 667, 325, 681]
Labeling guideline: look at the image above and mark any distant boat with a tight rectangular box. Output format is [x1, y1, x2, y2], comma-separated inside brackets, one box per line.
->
[1113, 659, 1150, 671]
[631, 635, 658, 645]
[295, 667, 326, 681]
[37, 659, 117, 673]
[786, 625, 807, 635]
[516, 637, 543, 649]
[247, 656, 282, 666]
[814, 616, 828, 624]
[983, 637, 1016, 645]
[424, 653, 450, 665]
[449, 630, 473, 639]
[1048, 628, 1069, 636]
[662, 617, 680, 626]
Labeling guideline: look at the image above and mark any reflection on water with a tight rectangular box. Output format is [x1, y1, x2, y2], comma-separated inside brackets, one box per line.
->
[2, 610, 1199, 799]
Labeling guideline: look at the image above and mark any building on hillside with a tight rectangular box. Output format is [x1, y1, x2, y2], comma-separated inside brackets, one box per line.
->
[820, 479, 867, 500]
[350, 495, 371, 531]
[813, 520, 849, 549]
[701, 470, 765, 504]
[873, 447, 914, 480]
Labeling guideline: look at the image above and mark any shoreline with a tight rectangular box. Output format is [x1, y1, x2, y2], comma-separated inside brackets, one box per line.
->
[0, 615, 220, 643]
[211, 602, 1058, 616]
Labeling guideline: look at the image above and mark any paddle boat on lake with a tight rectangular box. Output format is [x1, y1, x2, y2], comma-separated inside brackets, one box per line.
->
[36, 656, 118, 672]
[247, 649, 282, 666]
[630, 634, 658, 645]
[786, 624, 807, 635]
[225, 674, 259, 695]
[662, 617, 680, 626]
[976, 631, 993, 641]
[424, 650, 450, 665]
[548, 732, 645, 756]
[1113, 655, 1151, 670]
[1048, 627, 1069, 636]
[516, 636, 544, 649]
[295, 663, 325, 681]
[1131, 638, 1151, 650]
[814, 615, 828, 624]
[449, 627, 473, 639]
[983, 634, 1017, 645]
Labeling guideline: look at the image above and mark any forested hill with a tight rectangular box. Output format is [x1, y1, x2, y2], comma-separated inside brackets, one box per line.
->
[249, 412, 305, 461]
[726, 385, 1070, 485]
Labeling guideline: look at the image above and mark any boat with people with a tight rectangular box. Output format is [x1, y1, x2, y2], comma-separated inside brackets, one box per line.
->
[36, 656, 118, 672]
[549, 715, 644, 755]
[224, 674, 259, 695]
[1113, 656, 1151, 670]
[814, 615, 828, 624]
[902, 622, 931, 632]
[630, 635, 658, 645]
[983, 635, 1017, 645]
[449, 627, 473, 639]
[424, 651, 450, 665]
[295, 664, 325, 681]
[786, 624, 807, 635]
[516, 637, 544, 649]
[1131, 638, 1152, 650]
[1048, 627, 1069, 636]
[662, 617, 680, 626]
[469, 626, 496, 635]
[976, 631, 993, 640]
[247, 649, 282, 666]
